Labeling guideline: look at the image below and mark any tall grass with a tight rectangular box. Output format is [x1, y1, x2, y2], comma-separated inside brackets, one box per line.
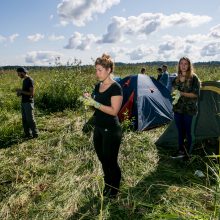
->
[0, 64, 219, 219]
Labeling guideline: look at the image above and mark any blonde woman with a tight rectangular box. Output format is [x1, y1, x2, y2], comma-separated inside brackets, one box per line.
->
[171, 57, 200, 159]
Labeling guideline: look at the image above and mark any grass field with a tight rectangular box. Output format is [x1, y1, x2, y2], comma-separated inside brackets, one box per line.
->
[0, 64, 220, 219]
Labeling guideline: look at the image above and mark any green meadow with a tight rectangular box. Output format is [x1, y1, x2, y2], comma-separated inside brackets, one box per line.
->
[0, 64, 220, 220]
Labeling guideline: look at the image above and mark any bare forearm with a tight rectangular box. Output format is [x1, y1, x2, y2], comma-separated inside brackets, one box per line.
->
[180, 92, 197, 98]
[99, 105, 120, 116]
[21, 91, 34, 96]
[16, 88, 34, 96]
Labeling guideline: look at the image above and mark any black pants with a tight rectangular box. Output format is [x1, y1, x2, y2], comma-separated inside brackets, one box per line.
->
[93, 126, 122, 195]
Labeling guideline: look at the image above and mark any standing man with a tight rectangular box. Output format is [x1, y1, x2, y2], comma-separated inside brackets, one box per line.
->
[159, 64, 169, 90]
[16, 67, 38, 138]
[156, 67, 163, 81]
[140, 67, 146, 74]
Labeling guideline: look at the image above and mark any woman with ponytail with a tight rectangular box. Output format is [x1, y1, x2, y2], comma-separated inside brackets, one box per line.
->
[82, 54, 123, 197]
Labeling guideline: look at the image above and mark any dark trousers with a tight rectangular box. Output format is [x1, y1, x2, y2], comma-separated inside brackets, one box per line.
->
[21, 102, 38, 136]
[174, 112, 196, 154]
[93, 126, 122, 194]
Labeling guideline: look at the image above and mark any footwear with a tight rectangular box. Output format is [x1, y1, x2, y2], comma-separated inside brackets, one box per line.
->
[103, 185, 118, 199]
[32, 134, 38, 138]
[170, 150, 186, 159]
[108, 188, 118, 199]
[23, 134, 32, 139]
[103, 186, 111, 196]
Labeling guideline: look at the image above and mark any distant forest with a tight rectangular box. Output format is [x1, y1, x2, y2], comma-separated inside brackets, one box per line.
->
[1, 61, 220, 71]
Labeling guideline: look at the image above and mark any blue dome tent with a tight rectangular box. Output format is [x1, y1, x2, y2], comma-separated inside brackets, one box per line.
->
[118, 74, 173, 131]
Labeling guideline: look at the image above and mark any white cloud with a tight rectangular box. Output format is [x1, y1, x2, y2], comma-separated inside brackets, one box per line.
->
[126, 13, 163, 35]
[60, 11, 213, 62]
[162, 34, 210, 46]
[209, 24, 220, 38]
[155, 36, 200, 61]
[106, 47, 126, 60]
[98, 17, 126, 43]
[9, 33, 19, 43]
[0, 35, 7, 43]
[27, 33, 45, 42]
[126, 46, 155, 61]
[64, 32, 96, 50]
[156, 32, 220, 61]
[158, 41, 176, 53]
[57, 0, 120, 27]
[162, 12, 211, 28]
[184, 34, 209, 43]
[0, 33, 19, 44]
[25, 51, 63, 65]
[99, 13, 211, 44]
[48, 34, 65, 41]
[182, 45, 202, 61]
[201, 42, 220, 56]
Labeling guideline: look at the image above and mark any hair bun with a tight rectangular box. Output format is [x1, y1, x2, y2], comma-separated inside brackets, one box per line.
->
[102, 53, 111, 60]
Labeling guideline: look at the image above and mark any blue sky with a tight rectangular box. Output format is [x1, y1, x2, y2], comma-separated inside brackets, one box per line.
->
[1, 0, 220, 66]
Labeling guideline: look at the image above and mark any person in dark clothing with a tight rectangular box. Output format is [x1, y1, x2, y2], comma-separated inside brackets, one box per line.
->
[159, 64, 169, 89]
[16, 67, 38, 138]
[81, 54, 123, 198]
[156, 67, 163, 81]
[171, 57, 200, 159]
[140, 67, 146, 74]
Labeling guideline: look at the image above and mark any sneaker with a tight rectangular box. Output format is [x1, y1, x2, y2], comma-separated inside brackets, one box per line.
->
[170, 150, 186, 159]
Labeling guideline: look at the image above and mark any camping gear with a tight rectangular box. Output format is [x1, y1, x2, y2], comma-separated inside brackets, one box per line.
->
[155, 81, 220, 153]
[118, 74, 173, 131]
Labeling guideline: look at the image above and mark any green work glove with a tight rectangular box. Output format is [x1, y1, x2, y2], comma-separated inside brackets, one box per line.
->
[172, 90, 181, 105]
[78, 96, 101, 109]
[84, 97, 101, 109]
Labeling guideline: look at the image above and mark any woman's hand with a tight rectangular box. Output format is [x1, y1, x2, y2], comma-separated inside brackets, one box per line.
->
[172, 90, 180, 105]
[83, 92, 91, 98]
[78, 95, 101, 109]
[83, 97, 101, 109]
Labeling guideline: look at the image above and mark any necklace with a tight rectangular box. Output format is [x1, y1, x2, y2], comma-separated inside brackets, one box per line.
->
[102, 82, 112, 86]
[101, 79, 114, 85]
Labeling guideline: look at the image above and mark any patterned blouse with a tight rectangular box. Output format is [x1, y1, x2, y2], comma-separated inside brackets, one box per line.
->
[172, 73, 200, 115]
